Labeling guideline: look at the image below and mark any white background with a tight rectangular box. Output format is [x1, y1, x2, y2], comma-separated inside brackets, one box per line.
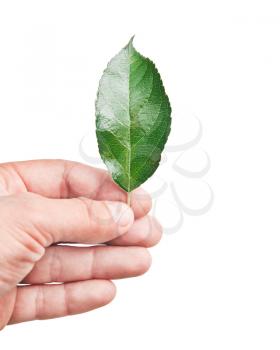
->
[1, 0, 280, 349]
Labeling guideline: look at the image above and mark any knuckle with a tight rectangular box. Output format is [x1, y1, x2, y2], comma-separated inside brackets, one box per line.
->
[35, 285, 46, 320]
[0, 195, 46, 292]
[76, 197, 115, 239]
[75, 197, 99, 230]
[1, 233, 44, 277]
[2, 192, 43, 224]
[62, 284, 71, 316]
[49, 247, 63, 282]
[14, 192, 41, 210]
[0, 194, 48, 250]
[90, 248, 98, 277]
[15, 234, 45, 264]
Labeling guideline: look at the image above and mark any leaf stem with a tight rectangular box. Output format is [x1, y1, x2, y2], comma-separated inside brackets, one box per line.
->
[127, 192, 131, 207]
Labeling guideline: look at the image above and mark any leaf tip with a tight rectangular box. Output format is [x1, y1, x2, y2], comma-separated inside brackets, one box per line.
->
[125, 35, 135, 51]
[128, 35, 135, 45]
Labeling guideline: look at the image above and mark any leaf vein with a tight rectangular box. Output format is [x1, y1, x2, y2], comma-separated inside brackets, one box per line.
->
[130, 120, 170, 183]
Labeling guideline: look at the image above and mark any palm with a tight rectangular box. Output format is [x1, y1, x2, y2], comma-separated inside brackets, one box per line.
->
[0, 168, 26, 328]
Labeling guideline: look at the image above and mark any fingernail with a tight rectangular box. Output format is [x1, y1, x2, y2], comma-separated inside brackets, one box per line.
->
[133, 187, 150, 201]
[106, 202, 134, 229]
[133, 187, 152, 211]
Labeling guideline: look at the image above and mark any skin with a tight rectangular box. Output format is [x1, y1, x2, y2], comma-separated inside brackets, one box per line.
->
[0, 160, 162, 330]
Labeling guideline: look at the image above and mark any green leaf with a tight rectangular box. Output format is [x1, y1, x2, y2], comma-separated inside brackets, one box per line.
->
[95, 37, 171, 192]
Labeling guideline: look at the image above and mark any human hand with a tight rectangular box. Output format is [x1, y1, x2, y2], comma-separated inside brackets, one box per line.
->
[0, 160, 162, 329]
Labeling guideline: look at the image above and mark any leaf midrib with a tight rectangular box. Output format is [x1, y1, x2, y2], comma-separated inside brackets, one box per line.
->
[128, 47, 132, 193]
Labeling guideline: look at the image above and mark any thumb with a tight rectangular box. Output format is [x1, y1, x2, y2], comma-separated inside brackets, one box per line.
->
[12, 192, 134, 246]
[0, 192, 134, 298]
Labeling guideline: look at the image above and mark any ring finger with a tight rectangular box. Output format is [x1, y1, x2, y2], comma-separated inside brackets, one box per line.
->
[21, 245, 152, 284]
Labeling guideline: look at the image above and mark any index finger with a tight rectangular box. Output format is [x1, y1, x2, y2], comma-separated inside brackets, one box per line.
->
[1, 160, 152, 219]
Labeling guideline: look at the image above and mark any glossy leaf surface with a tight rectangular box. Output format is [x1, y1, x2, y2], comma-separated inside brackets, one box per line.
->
[95, 38, 171, 192]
